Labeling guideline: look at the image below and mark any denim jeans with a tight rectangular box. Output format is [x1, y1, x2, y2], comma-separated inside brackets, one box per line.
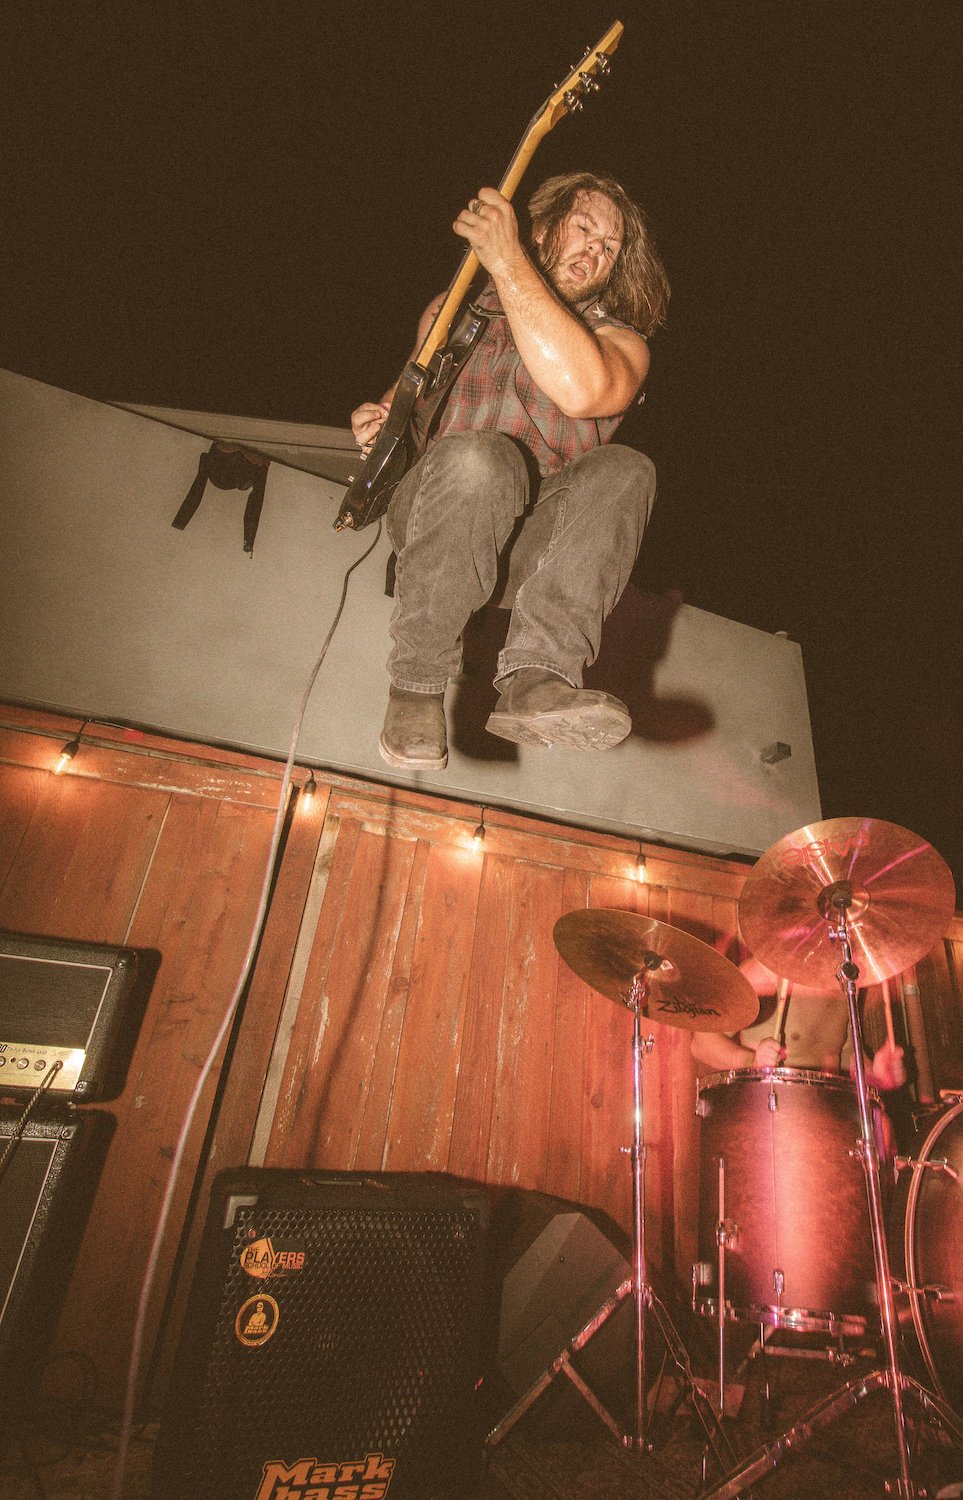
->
[386, 431, 656, 693]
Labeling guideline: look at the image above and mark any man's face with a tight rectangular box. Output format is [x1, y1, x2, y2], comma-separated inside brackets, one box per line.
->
[533, 190, 624, 304]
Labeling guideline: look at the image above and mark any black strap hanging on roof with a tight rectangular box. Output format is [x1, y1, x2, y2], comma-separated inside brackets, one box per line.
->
[172, 441, 271, 556]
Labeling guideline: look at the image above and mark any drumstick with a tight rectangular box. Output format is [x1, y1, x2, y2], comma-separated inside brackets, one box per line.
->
[880, 977, 897, 1050]
[772, 976, 791, 1044]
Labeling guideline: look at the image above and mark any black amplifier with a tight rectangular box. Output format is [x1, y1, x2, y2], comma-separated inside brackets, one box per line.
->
[0, 1104, 113, 1379]
[153, 1170, 493, 1500]
[0, 932, 139, 1102]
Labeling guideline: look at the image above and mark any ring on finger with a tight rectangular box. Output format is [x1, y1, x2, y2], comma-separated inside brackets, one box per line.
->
[469, 198, 482, 215]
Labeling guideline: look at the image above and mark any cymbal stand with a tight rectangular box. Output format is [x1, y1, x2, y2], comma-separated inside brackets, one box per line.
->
[833, 889, 915, 1494]
[700, 887, 963, 1498]
[487, 963, 735, 1474]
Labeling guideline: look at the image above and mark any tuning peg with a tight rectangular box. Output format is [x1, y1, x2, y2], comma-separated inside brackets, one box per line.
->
[595, 50, 612, 74]
[564, 88, 584, 111]
[579, 70, 601, 91]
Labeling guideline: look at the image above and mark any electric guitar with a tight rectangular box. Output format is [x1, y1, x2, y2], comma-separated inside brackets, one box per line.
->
[334, 20, 624, 532]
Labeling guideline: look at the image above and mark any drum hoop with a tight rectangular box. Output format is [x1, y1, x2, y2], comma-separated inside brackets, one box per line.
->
[903, 1095, 963, 1398]
[693, 1294, 868, 1338]
[698, 1066, 880, 1105]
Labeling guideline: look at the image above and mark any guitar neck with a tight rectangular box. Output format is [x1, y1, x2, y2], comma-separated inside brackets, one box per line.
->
[411, 20, 623, 370]
[413, 135, 547, 368]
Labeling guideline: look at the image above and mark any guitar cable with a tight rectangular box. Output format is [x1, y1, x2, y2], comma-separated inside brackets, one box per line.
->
[110, 518, 384, 1500]
[0, 1061, 64, 1180]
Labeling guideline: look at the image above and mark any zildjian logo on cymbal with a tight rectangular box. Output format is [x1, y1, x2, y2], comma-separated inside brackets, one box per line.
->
[655, 997, 721, 1019]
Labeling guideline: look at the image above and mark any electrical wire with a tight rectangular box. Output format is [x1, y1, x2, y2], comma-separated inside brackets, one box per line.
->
[0, 1062, 64, 1179]
[109, 519, 383, 1500]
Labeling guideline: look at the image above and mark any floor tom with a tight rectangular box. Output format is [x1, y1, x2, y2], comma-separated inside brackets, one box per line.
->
[693, 1068, 885, 1334]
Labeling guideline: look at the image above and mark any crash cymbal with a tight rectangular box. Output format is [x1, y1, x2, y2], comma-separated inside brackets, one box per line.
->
[739, 817, 956, 987]
[553, 909, 758, 1033]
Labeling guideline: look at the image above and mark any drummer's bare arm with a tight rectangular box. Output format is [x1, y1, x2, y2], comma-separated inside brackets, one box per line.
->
[864, 1040, 907, 1091]
[839, 1031, 907, 1091]
[691, 1032, 784, 1071]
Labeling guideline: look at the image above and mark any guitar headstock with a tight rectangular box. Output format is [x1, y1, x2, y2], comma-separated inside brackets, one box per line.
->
[530, 20, 624, 139]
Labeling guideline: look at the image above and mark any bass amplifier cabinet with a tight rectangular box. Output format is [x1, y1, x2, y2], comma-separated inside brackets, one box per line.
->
[0, 931, 139, 1102]
[0, 1106, 113, 1384]
[152, 1170, 494, 1500]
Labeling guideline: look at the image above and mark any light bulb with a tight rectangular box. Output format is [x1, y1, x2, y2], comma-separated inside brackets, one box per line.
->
[54, 734, 82, 774]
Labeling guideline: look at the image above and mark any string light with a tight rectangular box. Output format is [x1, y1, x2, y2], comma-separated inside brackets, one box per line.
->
[54, 721, 87, 775]
[302, 772, 317, 805]
[635, 844, 647, 882]
[472, 807, 486, 851]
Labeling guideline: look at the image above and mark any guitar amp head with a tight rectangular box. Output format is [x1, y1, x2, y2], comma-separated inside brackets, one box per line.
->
[0, 932, 140, 1103]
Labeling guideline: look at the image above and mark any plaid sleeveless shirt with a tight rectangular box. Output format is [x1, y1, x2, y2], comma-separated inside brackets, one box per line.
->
[424, 283, 639, 477]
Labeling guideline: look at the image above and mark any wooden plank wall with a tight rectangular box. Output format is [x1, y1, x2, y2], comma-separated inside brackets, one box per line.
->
[1, 702, 960, 1416]
[0, 705, 324, 1410]
[247, 787, 749, 1289]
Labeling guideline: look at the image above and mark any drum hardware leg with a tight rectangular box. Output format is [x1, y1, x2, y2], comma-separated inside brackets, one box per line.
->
[756, 1322, 774, 1428]
[714, 1155, 733, 1421]
[760, 1276, 784, 1424]
[833, 906, 920, 1499]
[642, 1284, 741, 1482]
[487, 967, 735, 1478]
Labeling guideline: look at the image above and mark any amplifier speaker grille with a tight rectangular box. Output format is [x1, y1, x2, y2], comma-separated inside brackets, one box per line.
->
[153, 1171, 492, 1500]
[0, 1107, 112, 1382]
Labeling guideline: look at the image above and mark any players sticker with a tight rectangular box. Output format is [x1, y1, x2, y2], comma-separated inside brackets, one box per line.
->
[239, 1235, 306, 1281]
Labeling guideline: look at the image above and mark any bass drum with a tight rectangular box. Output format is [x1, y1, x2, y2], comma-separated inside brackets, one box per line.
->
[890, 1094, 963, 1417]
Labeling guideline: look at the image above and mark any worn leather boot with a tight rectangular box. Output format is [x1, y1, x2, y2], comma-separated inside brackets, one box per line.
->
[379, 686, 448, 769]
[486, 668, 631, 750]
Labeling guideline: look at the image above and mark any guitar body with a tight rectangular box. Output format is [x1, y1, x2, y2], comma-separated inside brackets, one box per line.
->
[335, 362, 426, 532]
[335, 302, 491, 531]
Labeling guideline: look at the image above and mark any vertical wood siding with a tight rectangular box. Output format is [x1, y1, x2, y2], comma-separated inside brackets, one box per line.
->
[0, 709, 321, 1408]
[254, 790, 751, 1288]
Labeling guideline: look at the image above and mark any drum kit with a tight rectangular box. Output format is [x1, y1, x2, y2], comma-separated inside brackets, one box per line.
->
[488, 816, 962, 1497]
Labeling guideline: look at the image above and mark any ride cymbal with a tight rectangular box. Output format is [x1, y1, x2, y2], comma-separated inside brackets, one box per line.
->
[553, 908, 758, 1033]
[739, 817, 956, 987]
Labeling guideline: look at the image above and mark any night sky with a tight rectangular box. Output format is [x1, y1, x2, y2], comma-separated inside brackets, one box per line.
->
[3, 3, 960, 888]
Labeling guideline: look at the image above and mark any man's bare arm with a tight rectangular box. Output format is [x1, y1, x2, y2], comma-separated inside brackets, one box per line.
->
[691, 1030, 784, 1071]
[453, 187, 648, 419]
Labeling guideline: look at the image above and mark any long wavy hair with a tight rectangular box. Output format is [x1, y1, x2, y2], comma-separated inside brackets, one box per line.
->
[527, 172, 669, 337]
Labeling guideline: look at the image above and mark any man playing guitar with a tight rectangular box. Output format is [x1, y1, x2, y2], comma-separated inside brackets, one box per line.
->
[351, 171, 669, 770]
